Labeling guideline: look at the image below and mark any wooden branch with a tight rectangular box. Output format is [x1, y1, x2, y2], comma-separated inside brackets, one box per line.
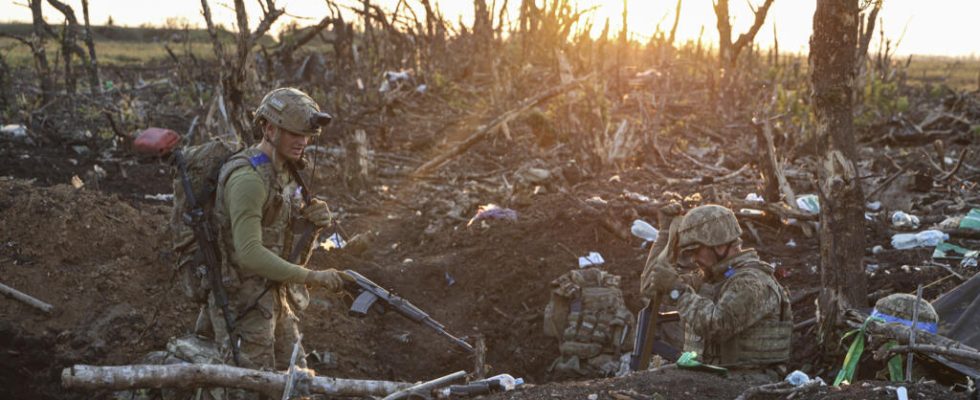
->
[735, 378, 822, 400]
[62, 364, 411, 397]
[731, 0, 775, 61]
[0, 282, 54, 313]
[412, 73, 594, 177]
[874, 344, 980, 364]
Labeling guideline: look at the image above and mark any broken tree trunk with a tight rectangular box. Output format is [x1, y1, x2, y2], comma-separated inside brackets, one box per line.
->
[62, 364, 410, 398]
[810, 0, 868, 351]
[28, 0, 54, 102]
[0, 281, 54, 313]
[412, 73, 594, 177]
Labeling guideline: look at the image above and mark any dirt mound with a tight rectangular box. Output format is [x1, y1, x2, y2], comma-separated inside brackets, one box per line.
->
[0, 178, 194, 399]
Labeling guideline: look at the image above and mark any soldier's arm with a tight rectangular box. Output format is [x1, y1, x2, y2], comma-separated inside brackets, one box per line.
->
[225, 168, 310, 283]
[674, 276, 777, 342]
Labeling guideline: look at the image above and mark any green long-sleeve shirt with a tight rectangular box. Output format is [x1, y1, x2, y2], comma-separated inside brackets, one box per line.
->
[223, 167, 310, 283]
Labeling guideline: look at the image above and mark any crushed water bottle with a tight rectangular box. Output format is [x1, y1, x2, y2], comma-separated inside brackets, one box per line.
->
[891, 230, 948, 250]
[890, 211, 920, 229]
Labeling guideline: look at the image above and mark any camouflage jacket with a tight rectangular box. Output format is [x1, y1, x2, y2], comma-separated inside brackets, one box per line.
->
[676, 250, 792, 367]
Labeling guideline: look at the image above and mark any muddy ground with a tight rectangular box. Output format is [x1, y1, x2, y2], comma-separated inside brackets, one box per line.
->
[1, 63, 978, 400]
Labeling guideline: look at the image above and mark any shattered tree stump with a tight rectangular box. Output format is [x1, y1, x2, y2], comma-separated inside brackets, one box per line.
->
[62, 364, 411, 398]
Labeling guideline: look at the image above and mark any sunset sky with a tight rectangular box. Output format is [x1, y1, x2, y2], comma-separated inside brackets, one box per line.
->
[2, 0, 977, 57]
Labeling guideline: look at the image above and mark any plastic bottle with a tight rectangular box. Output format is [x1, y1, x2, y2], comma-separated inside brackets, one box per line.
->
[891, 230, 949, 250]
[890, 211, 920, 229]
[785, 370, 811, 387]
[630, 219, 659, 242]
[486, 374, 524, 391]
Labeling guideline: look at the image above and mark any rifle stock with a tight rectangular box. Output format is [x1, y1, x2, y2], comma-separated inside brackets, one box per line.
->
[174, 149, 240, 366]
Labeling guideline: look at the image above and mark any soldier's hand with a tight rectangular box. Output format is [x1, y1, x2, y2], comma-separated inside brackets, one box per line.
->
[678, 272, 703, 292]
[651, 265, 679, 296]
[302, 198, 333, 227]
[306, 268, 347, 291]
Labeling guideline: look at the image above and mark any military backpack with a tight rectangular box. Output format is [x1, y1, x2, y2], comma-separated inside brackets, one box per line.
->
[544, 267, 633, 377]
[170, 139, 243, 302]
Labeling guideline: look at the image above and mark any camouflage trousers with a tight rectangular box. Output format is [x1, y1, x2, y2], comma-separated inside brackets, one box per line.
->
[208, 281, 307, 372]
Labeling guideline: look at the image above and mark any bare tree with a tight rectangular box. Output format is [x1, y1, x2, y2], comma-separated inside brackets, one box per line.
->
[29, 0, 54, 102]
[200, 0, 283, 143]
[809, 0, 867, 349]
[712, 0, 775, 69]
[666, 0, 682, 46]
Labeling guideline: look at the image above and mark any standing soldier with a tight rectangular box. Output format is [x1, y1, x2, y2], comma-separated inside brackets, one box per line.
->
[210, 87, 350, 372]
[644, 204, 793, 368]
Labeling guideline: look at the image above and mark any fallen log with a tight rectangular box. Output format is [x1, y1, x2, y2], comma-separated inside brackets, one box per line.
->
[412, 73, 595, 177]
[0, 281, 54, 313]
[62, 364, 411, 398]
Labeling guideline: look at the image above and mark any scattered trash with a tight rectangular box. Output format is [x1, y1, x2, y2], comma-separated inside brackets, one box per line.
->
[143, 193, 174, 202]
[866, 201, 882, 211]
[961, 208, 980, 231]
[444, 271, 456, 286]
[786, 239, 797, 248]
[630, 220, 658, 243]
[318, 232, 346, 251]
[745, 193, 765, 203]
[403, 258, 414, 264]
[439, 373, 524, 397]
[578, 252, 604, 268]
[865, 212, 876, 221]
[587, 394, 598, 400]
[467, 204, 518, 226]
[623, 190, 650, 203]
[133, 127, 180, 156]
[932, 242, 979, 267]
[895, 386, 908, 400]
[872, 245, 885, 255]
[796, 194, 820, 214]
[379, 70, 413, 92]
[584, 196, 607, 207]
[785, 370, 825, 387]
[517, 167, 551, 183]
[891, 230, 948, 250]
[72, 145, 91, 157]
[866, 264, 880, 274]
[738, 208, 765, 217]
[890, 211, 920, 229]
[70, 175, 84, 189]
[1, 124, 31, 144]
[415, 84, 428, 94]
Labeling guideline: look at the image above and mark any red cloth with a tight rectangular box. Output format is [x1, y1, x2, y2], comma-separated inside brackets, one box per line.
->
[133, 127, 180, 155]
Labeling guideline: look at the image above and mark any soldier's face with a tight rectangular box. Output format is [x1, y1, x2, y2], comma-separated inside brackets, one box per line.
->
[273, 127, 310, 161]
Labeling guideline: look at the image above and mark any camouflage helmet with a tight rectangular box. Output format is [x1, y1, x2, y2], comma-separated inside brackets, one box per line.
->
[874, 293, 939, 328]
[253, 87, 332, 136]
[677, 204, 742, 250]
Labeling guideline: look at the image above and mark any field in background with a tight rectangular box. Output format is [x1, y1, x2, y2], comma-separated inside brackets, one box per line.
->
[2, 23, 977, 90]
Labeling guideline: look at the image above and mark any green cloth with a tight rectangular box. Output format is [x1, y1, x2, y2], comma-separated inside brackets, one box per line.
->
[224, 167, 310, 284]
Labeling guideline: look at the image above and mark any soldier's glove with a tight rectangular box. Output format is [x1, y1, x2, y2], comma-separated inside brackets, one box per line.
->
[650, 265, 679, 296]
[302, 198, 333, 228]
[678, 272, 703, 293]
[306, 268, 352, 291]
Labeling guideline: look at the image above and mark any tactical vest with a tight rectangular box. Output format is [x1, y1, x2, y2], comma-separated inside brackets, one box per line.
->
[544, 268, 633, 376]
[700, 260, 792, 367]
[213, 146, 311, 310]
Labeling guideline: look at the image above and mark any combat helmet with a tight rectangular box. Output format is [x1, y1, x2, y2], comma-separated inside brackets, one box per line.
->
[872, 293, 939, 333]
[676, 204, 743, 250]
[253, 88, 332, 136]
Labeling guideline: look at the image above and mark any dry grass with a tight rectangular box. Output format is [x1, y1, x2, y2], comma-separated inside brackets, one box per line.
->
[0, 38, 217, 66]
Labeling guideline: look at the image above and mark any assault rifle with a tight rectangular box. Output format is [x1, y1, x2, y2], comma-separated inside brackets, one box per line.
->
[174, 149, 241, 365]
[630, 305, 681, 370]
[343, 270, 475, 354]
